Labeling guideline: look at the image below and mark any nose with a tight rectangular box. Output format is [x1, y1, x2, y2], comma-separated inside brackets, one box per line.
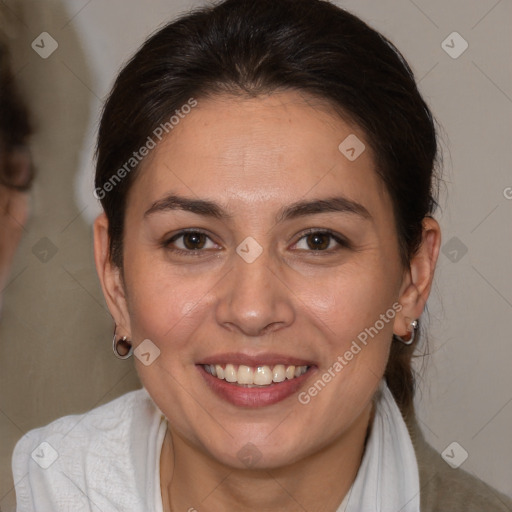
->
[215, 247, 295, 338]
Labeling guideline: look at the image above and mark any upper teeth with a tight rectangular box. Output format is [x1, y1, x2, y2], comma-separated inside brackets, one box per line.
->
[203, 364, 309, 386]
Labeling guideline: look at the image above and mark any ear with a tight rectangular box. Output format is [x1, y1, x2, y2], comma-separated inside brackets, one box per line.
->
[394, 217, 441, 338]
[93, 212, 131, 337]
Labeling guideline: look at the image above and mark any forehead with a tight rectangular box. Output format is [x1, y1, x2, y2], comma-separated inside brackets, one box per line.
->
[128, 90, 389, 218]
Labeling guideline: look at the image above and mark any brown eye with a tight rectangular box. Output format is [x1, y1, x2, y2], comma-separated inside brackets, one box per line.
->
[305, 232, 331, 250]
[163, 230, 218, 255]
[182, 232, 207, 250]
[293, 230, 349, 253]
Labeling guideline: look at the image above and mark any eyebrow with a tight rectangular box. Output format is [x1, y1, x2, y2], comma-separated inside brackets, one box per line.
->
[143, 194, 371, 223]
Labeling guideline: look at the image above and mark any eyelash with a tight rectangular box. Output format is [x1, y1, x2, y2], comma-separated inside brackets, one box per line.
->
[162, 228, 350, 257]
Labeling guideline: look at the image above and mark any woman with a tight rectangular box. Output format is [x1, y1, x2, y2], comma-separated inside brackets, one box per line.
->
[12, 0, 512, 510]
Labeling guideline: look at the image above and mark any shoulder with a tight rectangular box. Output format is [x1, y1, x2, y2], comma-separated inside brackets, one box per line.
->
[11, 388, 164, 512]
[405, 414, 512, 512]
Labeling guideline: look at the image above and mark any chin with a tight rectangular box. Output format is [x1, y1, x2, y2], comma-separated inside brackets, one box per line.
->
[197, 424, 315, 471]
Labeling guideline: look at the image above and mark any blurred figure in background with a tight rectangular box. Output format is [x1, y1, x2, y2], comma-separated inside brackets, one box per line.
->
[0, 5, 33, 317]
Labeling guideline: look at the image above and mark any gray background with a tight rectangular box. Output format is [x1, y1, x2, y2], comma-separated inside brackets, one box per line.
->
[1, 0, 511, 509]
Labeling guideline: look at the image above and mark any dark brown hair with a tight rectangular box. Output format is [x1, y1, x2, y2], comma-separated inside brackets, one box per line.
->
[0, 36, 33, 190]
[95, 0, 441, 416]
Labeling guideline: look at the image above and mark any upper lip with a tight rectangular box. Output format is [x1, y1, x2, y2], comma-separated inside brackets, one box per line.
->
[197, 352, 315, 367]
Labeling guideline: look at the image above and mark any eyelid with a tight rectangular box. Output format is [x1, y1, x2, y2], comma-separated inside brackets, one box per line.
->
[163, 228, 221, 255]
[163, 227, 350, 255]
[291, 228, 350, 251]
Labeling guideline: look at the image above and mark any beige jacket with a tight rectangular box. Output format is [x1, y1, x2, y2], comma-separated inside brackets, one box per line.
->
[405, 413, 512, 511]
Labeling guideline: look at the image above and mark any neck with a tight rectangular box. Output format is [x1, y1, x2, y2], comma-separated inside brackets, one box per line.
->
[161, 401, 374, 512]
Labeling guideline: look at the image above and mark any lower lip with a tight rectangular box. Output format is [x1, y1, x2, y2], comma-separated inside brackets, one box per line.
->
[197, 365, 316, 408]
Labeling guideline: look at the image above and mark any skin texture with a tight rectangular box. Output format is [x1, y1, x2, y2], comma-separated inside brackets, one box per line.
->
[94, 90, 441, 511]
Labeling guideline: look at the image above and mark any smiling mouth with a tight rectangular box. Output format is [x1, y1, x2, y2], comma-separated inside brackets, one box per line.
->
[202, 363, 311, 387]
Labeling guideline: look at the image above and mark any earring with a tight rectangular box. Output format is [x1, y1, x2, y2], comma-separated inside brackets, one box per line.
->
[112, 326, 133, 359]
[394, 319, 418, 346]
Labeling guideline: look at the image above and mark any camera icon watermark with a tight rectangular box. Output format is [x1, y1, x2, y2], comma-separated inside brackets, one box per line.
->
[32, 237, 58, 263]
[338, 134, 366, 161]
[31, 441, 59, 469]
[441, 32, 468, 59]
[31, 32, 58, 59]
[237, 442, 262, 468]
[442, 236, 468, 263]
[441, 441, 468, 469]
[236, 236, 263, 263]
[134, 339, 161, 366]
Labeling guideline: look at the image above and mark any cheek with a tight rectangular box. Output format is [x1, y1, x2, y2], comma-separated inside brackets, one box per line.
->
[123, 253, 219, 347]
[307, 259, 399, 334]
[298, 258, 400, 398]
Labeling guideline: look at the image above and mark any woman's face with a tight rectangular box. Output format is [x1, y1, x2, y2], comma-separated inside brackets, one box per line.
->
[103, 90, 412, 468]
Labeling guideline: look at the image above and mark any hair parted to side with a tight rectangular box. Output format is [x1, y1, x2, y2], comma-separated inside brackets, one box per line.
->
[95, 0, 441, 417]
